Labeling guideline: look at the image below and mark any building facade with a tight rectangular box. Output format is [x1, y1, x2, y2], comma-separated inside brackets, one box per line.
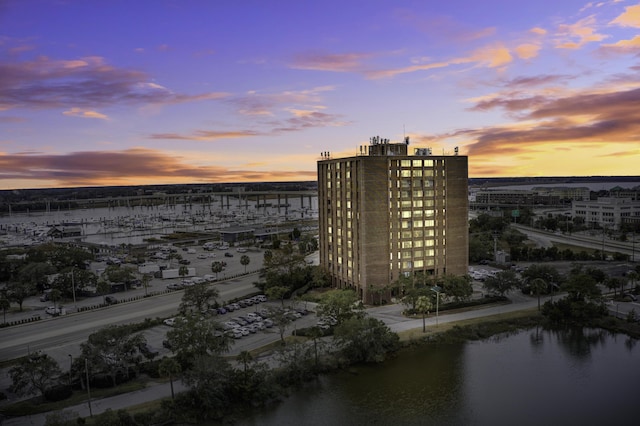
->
[572, 197, 640, 230]
[317, 139, 468, 304]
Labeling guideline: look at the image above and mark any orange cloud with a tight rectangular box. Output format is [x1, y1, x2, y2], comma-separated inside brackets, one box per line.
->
[514, 43, 541, 59]
[554, 16, 608, 49]
[610, 4, 640, 28]
[599, 35, 640, 54]
[63, 108, 108, 120]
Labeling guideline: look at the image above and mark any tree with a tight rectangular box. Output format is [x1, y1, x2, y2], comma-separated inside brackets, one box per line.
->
[522, 264, 561, 292]
[316, 289, 363, 325]
[180, 283, 219, 314]
[178, 354, 233, 421]
[158, 357, 182, 400]
[9, 352, 62, 397]
[103, 265, 136, 290]
[268, 306, 292, 344]
[96, 279, 111, 304]
[529, 278, 547, 311]
[6, 279, 36, 312]
[415, 295, 433, 332]
[265, 285, 289, 307]
[211, 261, 224, 280]
[483, 270, 520, 297]
[80, 325, 146, 387]
[0, 294, 10, 324]
[604, 277, 621, 298]
[440, 274, 473, 302]
[141, 273, 153, 297]
[166, 314, 230, 365]
[333, 316, 400, 363]
[240, 255, 250, 273]
[179, 265, 189, 280]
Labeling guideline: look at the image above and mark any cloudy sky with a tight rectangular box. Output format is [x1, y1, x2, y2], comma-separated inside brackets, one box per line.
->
[1, 0, 639, 189]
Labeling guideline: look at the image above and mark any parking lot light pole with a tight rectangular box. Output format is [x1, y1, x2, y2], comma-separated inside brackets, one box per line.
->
[71, 268, 77, 312]
[431, 286, 442, 327]
[85, 358, 93, 417]
[68, 354, 72, 387]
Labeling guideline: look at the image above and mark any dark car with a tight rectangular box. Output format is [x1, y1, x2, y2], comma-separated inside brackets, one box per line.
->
[162, 340, 172, 349]
[179, 259, 191, 265]
[105, 296, 117, 305]
[224, 252, 234, 257]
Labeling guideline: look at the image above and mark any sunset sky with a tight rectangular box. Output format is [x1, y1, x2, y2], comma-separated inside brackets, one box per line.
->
[1, 0, 640, 189]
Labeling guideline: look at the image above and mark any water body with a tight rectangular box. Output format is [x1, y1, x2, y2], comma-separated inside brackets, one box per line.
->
[238, 328, 638, 426]
[490, 181, 640, 192]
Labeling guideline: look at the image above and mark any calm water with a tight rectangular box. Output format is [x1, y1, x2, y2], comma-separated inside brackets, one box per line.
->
[238, 328, 639, 426]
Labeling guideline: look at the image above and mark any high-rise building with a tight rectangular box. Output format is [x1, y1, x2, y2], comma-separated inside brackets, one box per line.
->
[317, 137, 468, 303]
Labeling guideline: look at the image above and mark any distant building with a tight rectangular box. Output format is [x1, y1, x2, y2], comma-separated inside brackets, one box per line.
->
[47, 226, 82, 238]
[572, 197, 640, 230]
[317, 137, 468, 304]
[532, 186, 590, 201]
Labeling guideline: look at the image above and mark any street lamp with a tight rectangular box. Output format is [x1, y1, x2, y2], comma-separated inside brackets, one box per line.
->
[85, 358, 93, 417]
[71, 268, 77, 312]
[431, 285, 442, 327]
[68, 354, 72, 388]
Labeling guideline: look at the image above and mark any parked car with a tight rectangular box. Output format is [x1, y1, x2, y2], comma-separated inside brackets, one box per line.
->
[179, 259, 191, 265]
[233, 317, 248, 326]
[167, 283, 183, 290]
[105, 296, 117, 305]
[45, 306, 62, 316]
[216, 307, 227, 315]
[224, 252, 234, 257]
[162, 340, 172, 349]
[163, 318, 177, 326]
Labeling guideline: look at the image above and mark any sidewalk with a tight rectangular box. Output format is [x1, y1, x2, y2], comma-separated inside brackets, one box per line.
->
[1, 380, 187, 426]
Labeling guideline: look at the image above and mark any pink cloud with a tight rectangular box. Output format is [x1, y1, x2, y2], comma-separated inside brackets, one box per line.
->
[0, 148, 316, 188]
[0, 55, 228, 110]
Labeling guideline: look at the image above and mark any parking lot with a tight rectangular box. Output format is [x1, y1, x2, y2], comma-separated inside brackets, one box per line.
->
[146, 296, 319, 357]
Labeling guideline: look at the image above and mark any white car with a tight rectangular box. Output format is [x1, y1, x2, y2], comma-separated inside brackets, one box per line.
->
[163, 318, 176, 326]
[45, 306, 62, 316]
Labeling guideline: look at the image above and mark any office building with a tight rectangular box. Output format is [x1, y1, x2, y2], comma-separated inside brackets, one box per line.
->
[317, 137, 469, 304]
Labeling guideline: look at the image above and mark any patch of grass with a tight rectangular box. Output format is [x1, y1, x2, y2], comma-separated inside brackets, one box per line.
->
[397, 308, 543, 344]
[0, 381, 147, 417]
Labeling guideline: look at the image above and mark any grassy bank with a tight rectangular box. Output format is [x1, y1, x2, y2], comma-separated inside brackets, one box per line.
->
[397, 308, 544, 345]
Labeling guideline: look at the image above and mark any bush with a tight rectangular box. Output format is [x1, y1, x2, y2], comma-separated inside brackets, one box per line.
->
[43, 385, 72, 402]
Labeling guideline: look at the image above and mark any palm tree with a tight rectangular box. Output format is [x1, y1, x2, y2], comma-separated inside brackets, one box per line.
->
[0, 296, 10, 324]
[415, 295, 433, 333]
[240, 255, 250, 273]
[158, 357, 181, 400]
[529, 278, 547, 311]
[211, 261, 224, 280]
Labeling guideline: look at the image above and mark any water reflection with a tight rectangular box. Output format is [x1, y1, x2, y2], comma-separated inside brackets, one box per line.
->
[238, 327, 638, 426]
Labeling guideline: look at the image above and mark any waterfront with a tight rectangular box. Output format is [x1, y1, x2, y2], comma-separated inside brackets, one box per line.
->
[0, 195, 318, 247]
[237, 327, 638, 426]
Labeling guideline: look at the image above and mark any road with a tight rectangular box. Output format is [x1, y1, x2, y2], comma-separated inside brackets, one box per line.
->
[512, 224, 638, 261]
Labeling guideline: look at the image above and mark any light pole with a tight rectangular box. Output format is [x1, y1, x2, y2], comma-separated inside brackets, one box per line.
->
[71, 268, 77, 312]
[431, 285, 442, 327]
[68, 354, 72, 388]
[84, 358, 93, 417]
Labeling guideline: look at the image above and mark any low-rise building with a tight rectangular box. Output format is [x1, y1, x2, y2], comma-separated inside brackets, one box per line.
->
[572, 197, 640, 230]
